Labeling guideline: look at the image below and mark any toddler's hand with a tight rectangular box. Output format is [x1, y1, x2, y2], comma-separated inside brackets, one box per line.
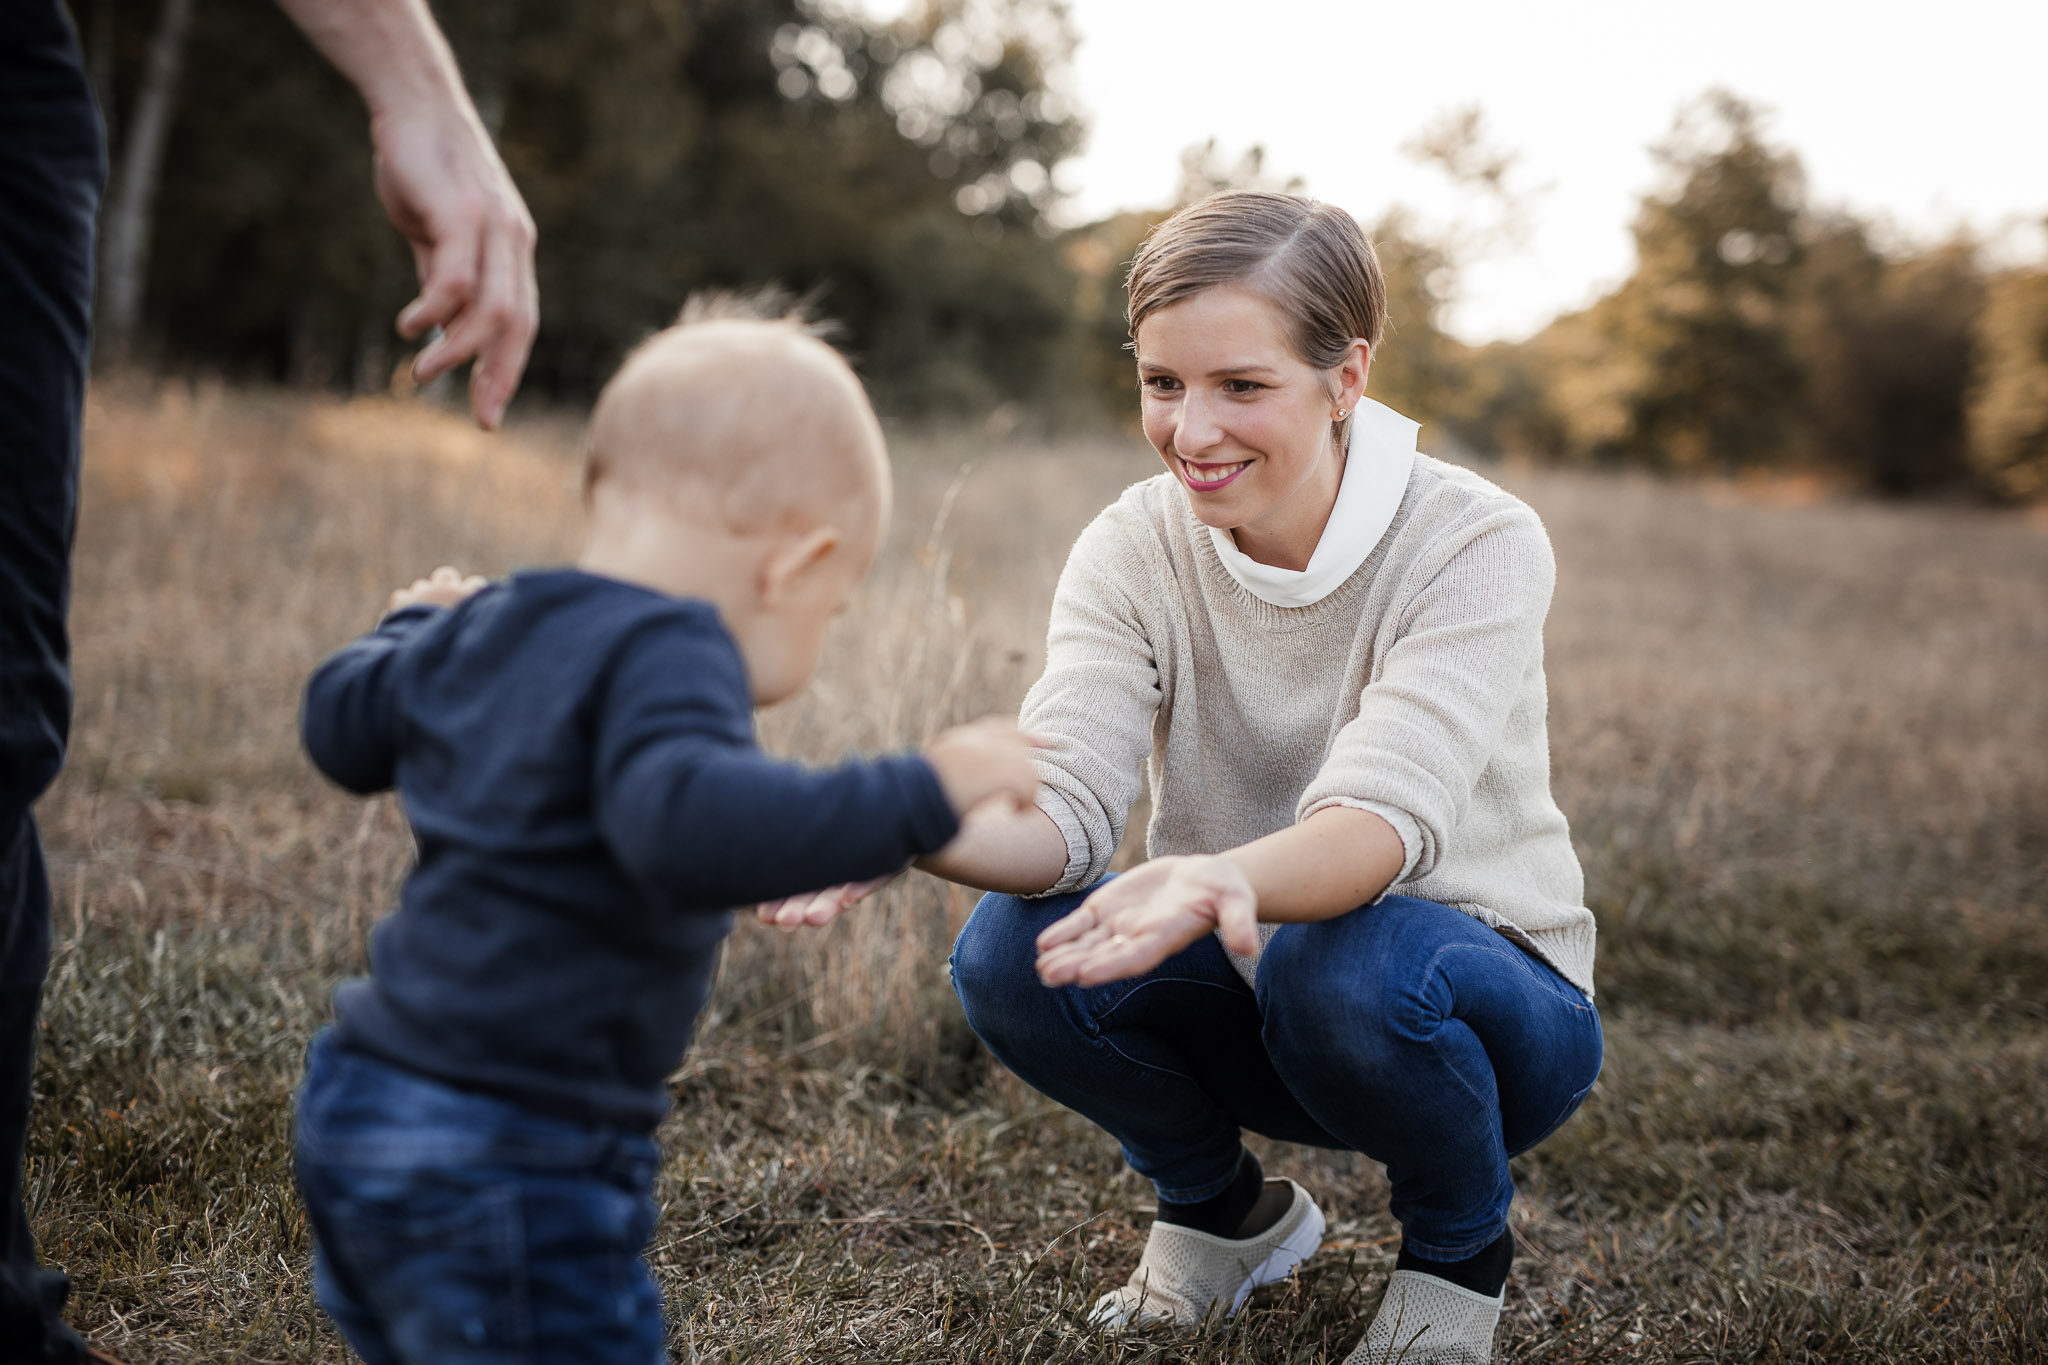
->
[755, 872, 899, 933]
[388, 565, 489, 614]
[925, 717, 1042, 819]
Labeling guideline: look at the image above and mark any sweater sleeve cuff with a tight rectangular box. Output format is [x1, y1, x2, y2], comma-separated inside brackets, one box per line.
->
[1299, 795, 1426, 890]
[1032, 789, 1097, 897]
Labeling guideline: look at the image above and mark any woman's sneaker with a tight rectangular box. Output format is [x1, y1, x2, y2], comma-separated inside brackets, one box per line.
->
[1343, 1268, 1503, 1364]
[1087, 1179, 1325, 1329]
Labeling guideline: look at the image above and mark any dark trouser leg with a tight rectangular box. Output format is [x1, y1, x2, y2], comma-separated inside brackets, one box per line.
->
[1257, 896, 1604, 1260]
[0, 820, 71, 1359]
[0, 1, 106, 1358]
[949, 887, 1343, 1203]
[294, 1034, 669, 1365]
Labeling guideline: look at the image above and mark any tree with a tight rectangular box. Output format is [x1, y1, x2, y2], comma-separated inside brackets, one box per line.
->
[1362, 208, 1462, 426]
[1793, 220, 1983, 494]
[96, 0, 198, 362]
[1968, 268, 2048, 501]
[1607, 91, 1807, 470]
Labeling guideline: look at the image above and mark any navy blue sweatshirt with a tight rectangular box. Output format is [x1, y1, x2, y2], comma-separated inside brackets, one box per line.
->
[302, 569, 960, 1131]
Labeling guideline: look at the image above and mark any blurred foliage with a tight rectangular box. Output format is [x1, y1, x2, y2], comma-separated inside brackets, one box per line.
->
[1968, 268, 2048, 501]
[1363, 211, 1463, 426]
[1448, 90, 2048, 501]
[1605, 91, 1807, 472]
[82, 6, 2046, 500]
[1792, 223, 1983, 495]
[85, 0, 1092, 418]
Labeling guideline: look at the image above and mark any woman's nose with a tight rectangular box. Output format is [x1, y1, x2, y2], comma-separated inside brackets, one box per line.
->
[1175, 391, 1224, 456]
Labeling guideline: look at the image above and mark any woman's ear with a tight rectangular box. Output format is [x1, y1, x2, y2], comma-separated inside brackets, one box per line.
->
[758, 525, 841, 604]
[1339, 338, 1372, 410]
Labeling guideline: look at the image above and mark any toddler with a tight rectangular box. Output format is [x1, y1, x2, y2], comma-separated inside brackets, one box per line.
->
[292, 296, 1038, 1365]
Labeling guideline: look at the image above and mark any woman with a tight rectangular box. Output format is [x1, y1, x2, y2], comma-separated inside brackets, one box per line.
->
[766, 190, 1601, 1365]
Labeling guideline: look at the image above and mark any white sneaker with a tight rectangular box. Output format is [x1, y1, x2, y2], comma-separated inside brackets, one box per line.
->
[1087, 1179, 1326, 1329]
[1343, 1269, 1504, 1365]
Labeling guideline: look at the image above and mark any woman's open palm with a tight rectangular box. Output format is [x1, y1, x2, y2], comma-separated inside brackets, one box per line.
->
[1034, 855, 1260, 987]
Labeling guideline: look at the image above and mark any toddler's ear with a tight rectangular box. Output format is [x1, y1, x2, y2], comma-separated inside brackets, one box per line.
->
[758, 525, 841, 603]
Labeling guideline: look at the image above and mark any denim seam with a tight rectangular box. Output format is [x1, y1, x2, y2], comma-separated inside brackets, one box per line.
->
[1087, 977, 1255, 1202]
[1416, 941, 1531, 1122]
[1509, 1010, 1603, 1157]
[1417, 941, 1602, 1173]
[1074, 979, 1254, 1095]
[1409, 939, 1589, 1253]
[1399, 1198, 1512, 1261]
[1513, 1076, 1598, 1160]
[1091, 975, 1253, 1030]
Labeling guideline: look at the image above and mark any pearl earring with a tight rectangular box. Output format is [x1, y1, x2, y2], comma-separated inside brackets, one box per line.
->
[1334, 408, 1349, 420]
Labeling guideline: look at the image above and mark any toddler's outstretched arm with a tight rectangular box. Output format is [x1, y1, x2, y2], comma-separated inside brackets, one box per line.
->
[593, 633, 1039, 909]
[754, 719, 1048, 930]
[303, 567, 488, 794]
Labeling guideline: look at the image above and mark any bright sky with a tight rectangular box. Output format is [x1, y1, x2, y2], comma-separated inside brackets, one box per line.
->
[870, 0, 2048, 343]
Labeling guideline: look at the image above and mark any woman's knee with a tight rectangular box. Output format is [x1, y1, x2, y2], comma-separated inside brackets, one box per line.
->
[949, 889, 1076, 1042]
[1261, 897, 1469, 1001]
[1257, 900, 1457, 1066]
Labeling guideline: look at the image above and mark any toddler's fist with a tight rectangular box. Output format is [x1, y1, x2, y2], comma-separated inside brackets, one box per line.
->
[388, 565, 489, 614]
[925, 718, 1042, 818]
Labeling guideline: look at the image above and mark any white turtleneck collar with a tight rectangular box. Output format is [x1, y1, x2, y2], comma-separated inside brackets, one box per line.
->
[1206, 396, 1420, 608]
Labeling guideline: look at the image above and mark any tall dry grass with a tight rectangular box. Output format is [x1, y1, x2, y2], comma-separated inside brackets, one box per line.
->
[28, 382, 2048, 1362]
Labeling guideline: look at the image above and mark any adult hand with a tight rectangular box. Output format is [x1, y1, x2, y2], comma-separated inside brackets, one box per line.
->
[755, 872, 901, 933]
[924, 718, 1044, 817]
[1034, 855, 1260, 988]
[273, 0, 539, 430]
[372, 104, 537, 429]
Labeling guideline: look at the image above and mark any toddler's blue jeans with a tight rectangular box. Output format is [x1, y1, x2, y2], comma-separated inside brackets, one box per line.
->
[951, 888, 1602, 1260]
[294, 1031, 666, 1365]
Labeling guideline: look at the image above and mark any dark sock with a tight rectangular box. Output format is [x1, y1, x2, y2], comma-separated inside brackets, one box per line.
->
[1396, 1227, 1515, 1298]
[1155, 1148, 1265, 1238]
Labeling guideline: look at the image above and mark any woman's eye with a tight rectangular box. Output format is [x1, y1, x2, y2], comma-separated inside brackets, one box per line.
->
[1223, 379, 1264, 395]
[1142, 375, 1181, 394]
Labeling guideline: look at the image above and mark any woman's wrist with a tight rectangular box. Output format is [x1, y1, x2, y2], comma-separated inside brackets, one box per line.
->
[1186, 854, 1257, 925]
[1224, 807, 1405, 923]
[916, 801, 1068, 895]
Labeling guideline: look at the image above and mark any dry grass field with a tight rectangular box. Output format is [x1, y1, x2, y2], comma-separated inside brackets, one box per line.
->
[27, 382, 2048, 1362]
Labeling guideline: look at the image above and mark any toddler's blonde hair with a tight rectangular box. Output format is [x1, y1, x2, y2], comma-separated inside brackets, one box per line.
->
[585, 289, 884, 533]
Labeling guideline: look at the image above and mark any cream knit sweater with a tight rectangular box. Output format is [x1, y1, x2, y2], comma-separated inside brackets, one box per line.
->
[1020, 454, 1597, 998]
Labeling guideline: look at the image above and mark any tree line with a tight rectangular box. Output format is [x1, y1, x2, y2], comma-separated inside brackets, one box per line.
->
[81, 2, 2047, 500]
[84, 0, 1094, 416]
[1441, 93, 2048, 502]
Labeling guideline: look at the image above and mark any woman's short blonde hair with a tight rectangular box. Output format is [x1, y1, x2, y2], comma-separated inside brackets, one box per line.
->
[1125, 190, 1387, 370]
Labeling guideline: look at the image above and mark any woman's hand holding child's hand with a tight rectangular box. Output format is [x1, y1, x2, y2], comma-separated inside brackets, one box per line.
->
[925, 717, 1043, 819]
[1035, 855, 1260, 988]
[389, 565, 489, 614]
[755, 719, 1041, 935]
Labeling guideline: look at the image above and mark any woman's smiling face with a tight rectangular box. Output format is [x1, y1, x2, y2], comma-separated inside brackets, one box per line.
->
[1134, 284, 1365, 569]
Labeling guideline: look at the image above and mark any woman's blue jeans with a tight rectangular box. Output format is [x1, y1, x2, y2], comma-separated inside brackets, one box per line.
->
[294, 1031, 667, 1365]
[951, 888, 1602, 1259]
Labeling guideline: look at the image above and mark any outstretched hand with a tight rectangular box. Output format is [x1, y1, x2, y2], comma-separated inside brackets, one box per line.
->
[924, 718, 1044, 818]
[755, 872, 900, 933]
[371, 103, 537, 429]
[1034, 855, 1260, 988]
[270, 0, 537, 429]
